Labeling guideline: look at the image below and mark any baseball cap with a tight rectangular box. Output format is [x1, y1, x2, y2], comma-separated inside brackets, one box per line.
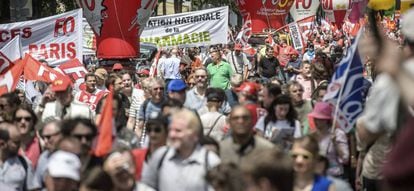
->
[47, 151, 81, 181]
[112, 63, 123, 70]
[51, 77, 72, 92]
[236, 82, 259, 96]
[167, 79, 187, 92]
[95, 68, 108, 80]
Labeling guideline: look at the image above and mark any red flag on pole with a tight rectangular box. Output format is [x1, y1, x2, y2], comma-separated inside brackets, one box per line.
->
[0, 57, 25, 96]
[94, 87, 114, 157]
[23, 54, 65, 83]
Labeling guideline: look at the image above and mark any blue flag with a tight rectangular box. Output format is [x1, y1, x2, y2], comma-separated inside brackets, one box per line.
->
[323, 31, 367, 132]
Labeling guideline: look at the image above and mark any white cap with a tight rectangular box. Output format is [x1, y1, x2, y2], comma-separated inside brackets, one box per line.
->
[402, 8, 414, 42]
[47, 151, 81, 181]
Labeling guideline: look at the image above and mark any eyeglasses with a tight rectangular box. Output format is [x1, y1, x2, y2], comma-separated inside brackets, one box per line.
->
[188, 83, 195, 86]
[147, 126, 163, 133]
[230, 115, 251, 121]
[290, 152, 313, 160]
[72, 133, 95, 141]
[15, 116, 32, 122]
[42, 131, 60, 140]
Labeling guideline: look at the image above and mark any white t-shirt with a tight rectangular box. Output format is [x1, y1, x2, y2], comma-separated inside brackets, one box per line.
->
[254, 116, 302, 139]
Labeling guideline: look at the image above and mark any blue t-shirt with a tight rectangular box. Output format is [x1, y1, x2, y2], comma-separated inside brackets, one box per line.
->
[312, 175, 332, 191]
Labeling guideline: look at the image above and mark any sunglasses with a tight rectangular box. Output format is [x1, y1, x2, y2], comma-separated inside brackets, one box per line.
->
[290, 152, 313, 160]
[72, 133, 95, 141]
[15, 116, 32, 122]
[42, 131, 60, 140]
[230, 115, 250, 121]
[147, 126, 163, 133]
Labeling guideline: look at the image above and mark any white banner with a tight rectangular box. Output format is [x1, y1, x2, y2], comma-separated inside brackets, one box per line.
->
[82, 18, 96, 55]
[290, 0, 320, 21]
[140, 6, 228, 48]
[289, 23, 303, 50]
[0, 9, 83, 67]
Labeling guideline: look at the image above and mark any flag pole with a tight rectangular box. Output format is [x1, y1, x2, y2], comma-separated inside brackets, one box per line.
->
[329, 28, 363, 135]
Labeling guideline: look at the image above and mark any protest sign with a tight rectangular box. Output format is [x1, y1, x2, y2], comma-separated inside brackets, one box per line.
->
[140, 6, 228, 48]
[0, 9, 83, 67]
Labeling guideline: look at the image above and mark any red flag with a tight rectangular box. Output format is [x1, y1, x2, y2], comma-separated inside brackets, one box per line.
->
[56, 59, 88, 91]
[94, 87, 114, 157]
[23, 54, 65, 83]
[0, 58, 25, 96]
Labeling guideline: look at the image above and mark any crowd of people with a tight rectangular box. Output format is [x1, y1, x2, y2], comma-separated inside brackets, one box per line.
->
[1, 8, 414, 191]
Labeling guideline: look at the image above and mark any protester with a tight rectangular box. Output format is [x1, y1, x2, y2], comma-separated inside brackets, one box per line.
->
[95, 68, 109, 91]
[141, 108, 221, 190]
[0, 92, 21, 122]
[103, 149, 139, 191]
[227, 43, 251, 80]
[309, 102, 349, 177]
[259, 82, 282, 110]
[220, 105, 274, 166]
[120, 71, 134, 101]
[207, 49, 233, 90]
[160, 47, 182, 89]
[41, 78, 92, 121]
[206, 163, 246, 191]
[242, 148, 294, 191]
[132, 115, 168, 180]
[291, 135, 334, 191]
[35, 119, 62, 190]
[0, 122, 39, 191]
[166, 79, 187, 105]
[255, 95, 302, 149]
[287, 81, 313, 127]
[236, 81, 261, 125]
[12, 104, 41, 168]
[200, 88, 227, 141]
[136, 78, 165, 138]
[225, 73, 243, 107]
[60, 118, 101, 179]
[291, 61, 318, 100]
[258, 46, 283, 80]
[74, 73, 106, 112]
[44, 150, 81, 191]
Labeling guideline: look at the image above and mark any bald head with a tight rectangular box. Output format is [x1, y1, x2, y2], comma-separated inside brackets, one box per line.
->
[0, 122, 21, 157]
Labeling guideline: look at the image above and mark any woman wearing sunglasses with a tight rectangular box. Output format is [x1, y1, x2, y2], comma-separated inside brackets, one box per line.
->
[291, 135, 335, 191]
[13, 104, 41, 169]
[132, 115, 168, 181]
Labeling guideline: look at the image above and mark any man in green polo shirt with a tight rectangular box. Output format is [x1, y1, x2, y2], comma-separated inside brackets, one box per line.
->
[207, 50, 233, 90]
